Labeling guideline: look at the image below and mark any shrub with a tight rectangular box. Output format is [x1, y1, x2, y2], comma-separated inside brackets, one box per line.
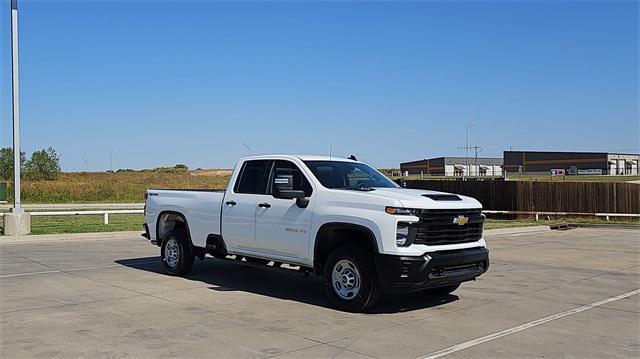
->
[0, 147, 26, 181]
[24, 147, 61, 181]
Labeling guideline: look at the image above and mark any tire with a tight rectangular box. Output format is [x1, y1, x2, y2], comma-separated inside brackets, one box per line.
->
[161, 229, 195, 276]
[423, 283, 460, 296]
[323, 245, 382, 312]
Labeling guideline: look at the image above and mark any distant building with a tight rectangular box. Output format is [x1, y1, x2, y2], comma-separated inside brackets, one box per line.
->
[400, 157, 503, 177]
[503, 151, 640, 175]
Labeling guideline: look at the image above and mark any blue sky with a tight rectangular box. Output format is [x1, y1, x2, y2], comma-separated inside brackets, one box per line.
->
[1, 0, 638, 171]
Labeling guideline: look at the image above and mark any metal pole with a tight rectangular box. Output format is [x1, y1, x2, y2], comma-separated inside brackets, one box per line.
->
[474, 145, 478, 171]
[464, 118, 477, 179]
[11, 0, 23, 214]
[465, 126, 469, 179]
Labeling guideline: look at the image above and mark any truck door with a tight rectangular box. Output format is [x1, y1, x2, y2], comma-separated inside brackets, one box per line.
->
[221, 160, 271, 251]
[254, 160, 314, 261]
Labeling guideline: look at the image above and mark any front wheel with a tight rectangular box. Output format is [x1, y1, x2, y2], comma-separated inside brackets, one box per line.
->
[161, 230, 195, 276]
[323, 246, 382, 312]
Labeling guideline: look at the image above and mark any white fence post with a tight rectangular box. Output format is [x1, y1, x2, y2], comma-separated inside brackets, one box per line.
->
[104, 212, 109, 225]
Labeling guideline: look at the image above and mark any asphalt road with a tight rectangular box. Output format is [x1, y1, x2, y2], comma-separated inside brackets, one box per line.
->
[1, 228, 638, 358]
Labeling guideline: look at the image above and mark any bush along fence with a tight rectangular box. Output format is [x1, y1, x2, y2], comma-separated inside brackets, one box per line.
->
[399, 179, 640, 214]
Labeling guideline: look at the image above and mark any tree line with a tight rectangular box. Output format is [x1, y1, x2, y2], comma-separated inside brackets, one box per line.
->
[0, 147, 61, 181]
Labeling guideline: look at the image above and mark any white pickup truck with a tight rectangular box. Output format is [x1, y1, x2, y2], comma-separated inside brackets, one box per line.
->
[143, 155, 489, 312]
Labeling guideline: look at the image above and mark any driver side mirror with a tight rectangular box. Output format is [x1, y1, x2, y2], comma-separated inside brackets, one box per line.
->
[273, 174, 309, 208]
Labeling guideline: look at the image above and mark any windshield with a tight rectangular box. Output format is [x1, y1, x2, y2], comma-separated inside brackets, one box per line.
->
[303, 161, 399, 190]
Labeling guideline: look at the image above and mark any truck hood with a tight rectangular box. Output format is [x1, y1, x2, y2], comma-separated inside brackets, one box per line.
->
[368, 187, 482, 209]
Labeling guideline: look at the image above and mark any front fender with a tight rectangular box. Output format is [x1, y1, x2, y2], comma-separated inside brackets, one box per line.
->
[310, 212, 390, 259]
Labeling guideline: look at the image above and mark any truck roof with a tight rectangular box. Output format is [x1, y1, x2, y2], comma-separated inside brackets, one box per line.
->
[238, 154, 361, 163]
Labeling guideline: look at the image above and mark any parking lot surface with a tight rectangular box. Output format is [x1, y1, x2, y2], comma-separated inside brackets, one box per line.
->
[1, 228, 638, 358]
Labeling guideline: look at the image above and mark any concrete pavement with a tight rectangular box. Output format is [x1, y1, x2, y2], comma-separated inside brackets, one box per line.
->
[1, 228, 638, 358]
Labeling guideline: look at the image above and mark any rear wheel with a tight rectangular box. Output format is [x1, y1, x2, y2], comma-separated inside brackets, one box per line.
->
[424, 284, 460, 296]
[323, 246, 382, 312]
[161, 229, 195, 276]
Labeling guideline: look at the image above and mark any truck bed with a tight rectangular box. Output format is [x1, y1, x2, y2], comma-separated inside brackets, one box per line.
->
[145, 189, 225, 247]
[152, 188, 225, 192]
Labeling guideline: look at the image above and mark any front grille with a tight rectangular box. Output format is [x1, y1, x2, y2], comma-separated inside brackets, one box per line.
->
[411, 208, 483, 245]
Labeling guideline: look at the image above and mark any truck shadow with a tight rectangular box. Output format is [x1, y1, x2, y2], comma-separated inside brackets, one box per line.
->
[115, 256, 458, 314]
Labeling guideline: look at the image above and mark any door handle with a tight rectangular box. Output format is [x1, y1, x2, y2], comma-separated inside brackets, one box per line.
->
[258, 202, 271, 209]
[225, 200, 237, 206]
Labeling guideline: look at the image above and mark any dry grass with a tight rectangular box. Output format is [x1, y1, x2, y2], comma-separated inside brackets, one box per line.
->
[6, 169, 231, 203]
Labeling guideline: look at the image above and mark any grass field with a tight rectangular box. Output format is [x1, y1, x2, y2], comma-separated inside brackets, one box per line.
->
[0, 213, 635, 235]
[3, 169, 231, 203]
[0, 214, 143, 235]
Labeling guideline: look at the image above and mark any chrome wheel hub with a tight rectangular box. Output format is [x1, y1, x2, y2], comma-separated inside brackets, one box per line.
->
[332, 259, 361, 300]
[165, 239, 180, 268]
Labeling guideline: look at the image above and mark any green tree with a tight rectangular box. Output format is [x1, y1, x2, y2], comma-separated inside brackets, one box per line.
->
[0, 147, 26, 181]
[24, 147, 61, 181]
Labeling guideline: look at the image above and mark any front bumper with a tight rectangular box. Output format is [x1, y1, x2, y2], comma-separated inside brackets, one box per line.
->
[374, 247, 489, 289]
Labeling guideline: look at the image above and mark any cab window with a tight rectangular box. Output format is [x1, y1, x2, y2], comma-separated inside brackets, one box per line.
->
[234, 160, 271, 194]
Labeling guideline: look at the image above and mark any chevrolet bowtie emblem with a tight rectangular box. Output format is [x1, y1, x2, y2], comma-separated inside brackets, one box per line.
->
[453, 215, 469, 226]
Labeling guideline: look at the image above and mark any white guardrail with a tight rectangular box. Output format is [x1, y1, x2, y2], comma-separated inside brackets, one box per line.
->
[0, 209, 637, 227]
[0, 209, 143, 225]
[482, 210, 640, 221]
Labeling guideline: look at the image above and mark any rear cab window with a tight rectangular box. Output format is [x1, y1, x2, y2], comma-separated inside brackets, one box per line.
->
[234, 160, 272, 194]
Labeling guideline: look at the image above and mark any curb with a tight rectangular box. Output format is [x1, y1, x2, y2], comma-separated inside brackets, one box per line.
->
[569, 223, 640, 230]
[0, 230, 142, 244]
[484, 225, 551, 236]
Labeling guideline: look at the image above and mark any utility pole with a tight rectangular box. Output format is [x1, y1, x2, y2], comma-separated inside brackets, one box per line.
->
[464, 118, 478, 179]
[474, 145, 483, 169]
[458, 144, 482, 177]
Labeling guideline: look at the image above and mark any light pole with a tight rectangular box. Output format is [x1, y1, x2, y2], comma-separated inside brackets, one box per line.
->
[10, 0, 22, 214]
[4, 0, 30, 235]
[465, 118, 478, 178]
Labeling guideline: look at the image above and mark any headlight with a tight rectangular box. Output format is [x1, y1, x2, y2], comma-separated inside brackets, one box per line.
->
[396, 225, 410, 247]
[386, 207, 414, 215]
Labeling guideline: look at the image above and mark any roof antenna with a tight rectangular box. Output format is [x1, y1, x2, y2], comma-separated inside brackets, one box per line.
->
[348, 154, 357, 161]
[329, 145, 333, 161]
